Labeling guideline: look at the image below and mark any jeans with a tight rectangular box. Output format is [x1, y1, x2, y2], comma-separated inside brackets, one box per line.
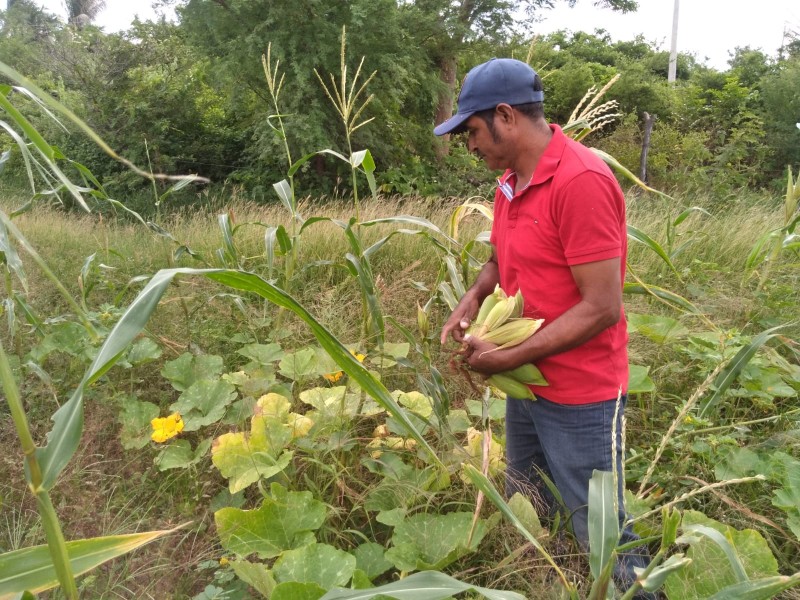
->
[505, 394, 656, 599]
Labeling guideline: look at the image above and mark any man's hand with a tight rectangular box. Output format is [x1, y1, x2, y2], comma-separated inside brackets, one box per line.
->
[462, 335, 509, 375]
[440, 293, 480, 345]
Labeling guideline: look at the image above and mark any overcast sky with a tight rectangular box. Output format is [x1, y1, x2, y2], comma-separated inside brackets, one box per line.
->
[15, 0, 800, 71]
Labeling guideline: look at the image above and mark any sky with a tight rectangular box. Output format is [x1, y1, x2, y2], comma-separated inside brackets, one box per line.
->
[13, 0, 800, 71]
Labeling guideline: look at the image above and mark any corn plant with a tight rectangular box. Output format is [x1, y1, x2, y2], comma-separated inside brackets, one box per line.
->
[745, 166, 800, 289]
[0, 62, 194, 597]
[314, 25, 377, 222]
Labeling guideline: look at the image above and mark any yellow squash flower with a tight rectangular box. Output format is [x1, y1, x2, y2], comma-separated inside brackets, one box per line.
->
[323, 349, 366, 383]
[151, 412, 184, 443]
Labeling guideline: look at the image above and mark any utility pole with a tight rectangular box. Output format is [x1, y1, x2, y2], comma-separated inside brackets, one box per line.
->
[668, 0, 679, 83]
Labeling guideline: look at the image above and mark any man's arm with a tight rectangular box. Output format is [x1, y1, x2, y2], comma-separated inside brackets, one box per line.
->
[464, 257, 622, 373]
[440, 249, 500, 345]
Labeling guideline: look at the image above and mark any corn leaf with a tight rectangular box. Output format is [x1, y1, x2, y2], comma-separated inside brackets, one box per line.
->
[449, 201, 494, 240]
[706, 573, 800, 600]
[623, 282, 702, 315]
[627, 224, 680, 279]
[0, 529, 176, 596]
[273, 179, 294, 215]
[35, 268, 180, 489]
[698, 325, 785, 418]
[681, 524, 748, 583]
[462, 464, 575, 596]
[360, 215, 458, 246]
[637, 554, 692, 592]
[217, 213, 239, 267]
[319, 569, 525, 600]
[0, 120, 36, 191]
[588, 470, 619, 581]
[590, 148, 674, 201]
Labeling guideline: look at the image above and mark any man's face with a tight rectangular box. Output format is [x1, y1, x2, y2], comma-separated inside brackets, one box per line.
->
[463, 113, 506, 171]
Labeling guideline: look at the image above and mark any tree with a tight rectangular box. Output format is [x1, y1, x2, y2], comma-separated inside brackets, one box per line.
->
[177, 0, 441, 193]
[64, 0, 106, 27]
[407, 0, 638, 158]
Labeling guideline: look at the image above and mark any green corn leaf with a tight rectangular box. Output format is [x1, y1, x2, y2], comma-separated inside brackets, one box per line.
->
[0, 89, 54, 160]
[318, 148, 350, 164]
[0, 61, 205, 188]
[319, 569, 526, 600]
[299, 216, 349, 234]
[0, 148, 10, 175]
[0, 219, 27, 293]
[0, 529, 178, 596]
[627, 224, 680, 279]
[437, 282, 459, 311]
[661, 507, 682, 549]
[158, 174, 198, 202]
[345, 252, 385, 345]
[637, 554, 692, 592]
[273, 179, 294, 214]
[681, 524, 748, 583]
[0, 120, 40, 198]
[36, 269, 179, 490]
[0, 94, 88, 211]
[217, 213, 239, 267]
[590, 148, 674, 201]
[462, 464, 574, 594]
[360, 215, 458, 246]
[706, 573, 800, 600]
[363, 229, 425, 259]
[623, 282, 703, 315]
[588, 470, 620, 581]
[673, 206, 712, 228]
[287, 151, 318, 177]
[265, 226, 279, 281]
[698, 325, 785, 418]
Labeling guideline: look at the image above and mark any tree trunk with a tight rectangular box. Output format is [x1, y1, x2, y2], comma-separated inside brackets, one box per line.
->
[434, 54, 458, 161]
[639, 112, 656, 183]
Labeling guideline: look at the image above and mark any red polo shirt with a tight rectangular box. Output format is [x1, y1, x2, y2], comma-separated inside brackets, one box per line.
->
[489, 125, 628, 405]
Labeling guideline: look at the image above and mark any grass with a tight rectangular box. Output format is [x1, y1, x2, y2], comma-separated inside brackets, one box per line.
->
[0, 182, 798, 597]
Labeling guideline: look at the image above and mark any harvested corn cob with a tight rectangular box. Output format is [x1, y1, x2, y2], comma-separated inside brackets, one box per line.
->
[466, 285, 547, 398]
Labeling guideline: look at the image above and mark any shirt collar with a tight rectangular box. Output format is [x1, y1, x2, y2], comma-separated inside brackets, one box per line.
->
[496, 124, 566, 200]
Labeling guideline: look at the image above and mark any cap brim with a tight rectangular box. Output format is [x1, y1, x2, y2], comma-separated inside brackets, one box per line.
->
[434, 111, 474, 136]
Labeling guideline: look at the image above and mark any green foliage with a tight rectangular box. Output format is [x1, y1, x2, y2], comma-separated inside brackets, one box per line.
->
[665, 511, 780, 599]
[216, 484, 326, 559]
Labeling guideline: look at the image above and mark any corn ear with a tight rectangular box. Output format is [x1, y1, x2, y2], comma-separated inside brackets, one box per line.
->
[504, 363, 548, 386]
[474, 290, 500, 328]
[481, 296, 517, 333]
[480, 318, 544, 348]
[511, 289, 524, 318]
[487, 374, 536, 400]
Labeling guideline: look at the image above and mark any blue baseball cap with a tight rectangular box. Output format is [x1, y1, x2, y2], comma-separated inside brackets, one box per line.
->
[433, 58, 544, 136]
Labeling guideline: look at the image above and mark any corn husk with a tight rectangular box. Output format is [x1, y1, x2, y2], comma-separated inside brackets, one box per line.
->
[468, 288, 548, 395]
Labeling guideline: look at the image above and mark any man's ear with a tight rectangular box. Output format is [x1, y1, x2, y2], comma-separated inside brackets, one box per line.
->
[495, 103, 516, 125]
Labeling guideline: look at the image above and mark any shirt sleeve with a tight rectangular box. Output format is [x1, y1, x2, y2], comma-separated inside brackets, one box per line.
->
[555, 170, 626, 266]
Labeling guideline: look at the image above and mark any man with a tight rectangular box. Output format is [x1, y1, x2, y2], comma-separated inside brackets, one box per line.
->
[435, 58, 654, 598]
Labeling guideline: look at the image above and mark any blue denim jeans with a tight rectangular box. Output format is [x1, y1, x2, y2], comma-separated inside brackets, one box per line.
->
[505, 394, 655, 598]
